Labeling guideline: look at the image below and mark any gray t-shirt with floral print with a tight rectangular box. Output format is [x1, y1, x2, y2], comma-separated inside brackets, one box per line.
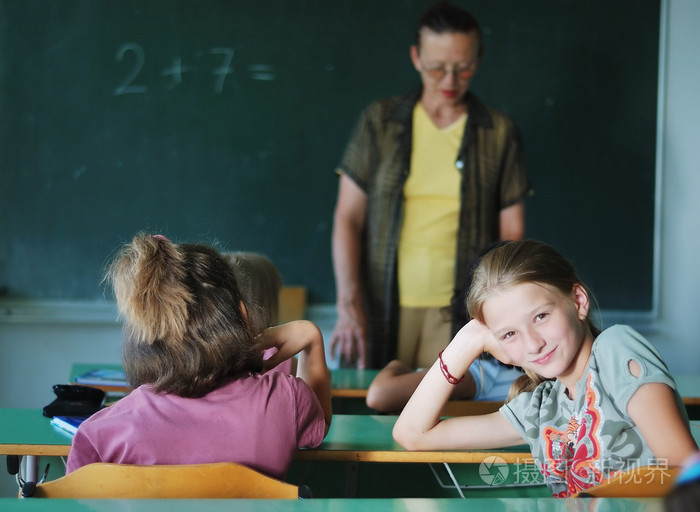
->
[500, 325, 685, 497]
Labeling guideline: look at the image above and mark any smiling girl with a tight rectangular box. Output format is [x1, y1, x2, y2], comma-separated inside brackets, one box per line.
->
[393, 240, 697, 497]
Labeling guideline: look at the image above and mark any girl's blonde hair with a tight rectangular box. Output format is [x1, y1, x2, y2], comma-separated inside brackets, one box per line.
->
[466, 240, 600, 401]
[106, 233, 262, 398]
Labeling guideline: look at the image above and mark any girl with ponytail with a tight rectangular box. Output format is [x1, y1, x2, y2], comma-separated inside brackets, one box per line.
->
[66, 233, 331, 480]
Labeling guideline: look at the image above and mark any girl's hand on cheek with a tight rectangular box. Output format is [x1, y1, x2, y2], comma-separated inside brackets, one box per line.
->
[452, 319, 493, 352]
[482, 331, 514, 366]
[444, 319, 500, 369]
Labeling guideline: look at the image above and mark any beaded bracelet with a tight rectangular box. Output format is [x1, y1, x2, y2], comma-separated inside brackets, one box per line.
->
[438, 350, 465, 385]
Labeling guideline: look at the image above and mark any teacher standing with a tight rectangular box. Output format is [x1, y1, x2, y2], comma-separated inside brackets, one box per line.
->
[331, 1, 531, 369]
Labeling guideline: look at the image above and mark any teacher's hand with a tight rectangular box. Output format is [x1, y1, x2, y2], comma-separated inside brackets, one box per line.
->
[330, 301, 367, 368]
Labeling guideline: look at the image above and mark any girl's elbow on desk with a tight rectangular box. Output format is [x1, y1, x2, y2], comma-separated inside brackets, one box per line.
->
[393, 420, 437, 451]
[392, 425, 421, 451]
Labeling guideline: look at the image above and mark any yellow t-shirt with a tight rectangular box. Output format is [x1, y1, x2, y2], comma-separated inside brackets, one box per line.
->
[398, 104, 466, 307]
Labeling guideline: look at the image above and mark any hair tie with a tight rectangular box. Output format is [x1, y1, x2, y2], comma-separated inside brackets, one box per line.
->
[153, 234, 168, 241]
[439, 350, 465, 385]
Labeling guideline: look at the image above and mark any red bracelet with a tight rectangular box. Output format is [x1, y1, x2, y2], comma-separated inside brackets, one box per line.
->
[438, 350, 465, 385]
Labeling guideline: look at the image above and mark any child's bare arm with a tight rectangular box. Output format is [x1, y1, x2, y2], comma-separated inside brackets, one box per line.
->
[259, 321, 332, 431]
[366, 360, 421, 413]
[366, 360, 476, 413]
[628, 382, 698, 466]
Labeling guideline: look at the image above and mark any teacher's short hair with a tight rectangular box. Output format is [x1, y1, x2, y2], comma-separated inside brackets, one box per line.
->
[415, 1, 483, 62]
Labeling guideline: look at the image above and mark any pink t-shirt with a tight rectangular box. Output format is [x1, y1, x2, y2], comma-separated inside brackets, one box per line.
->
[66, 372, 325, 479]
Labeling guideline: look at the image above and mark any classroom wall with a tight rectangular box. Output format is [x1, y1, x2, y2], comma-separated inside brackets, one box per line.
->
[0, 0, 698, 497]
[644, 0, 700, 374]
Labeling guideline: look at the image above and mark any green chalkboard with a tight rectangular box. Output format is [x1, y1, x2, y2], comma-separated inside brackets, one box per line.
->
[0, 0, 659, 309]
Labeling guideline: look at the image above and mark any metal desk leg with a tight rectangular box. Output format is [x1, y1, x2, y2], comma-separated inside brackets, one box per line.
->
[24, 456, 38, 485]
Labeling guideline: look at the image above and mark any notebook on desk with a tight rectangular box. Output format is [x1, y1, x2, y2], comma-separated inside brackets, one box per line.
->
[50, 416, 86, 436]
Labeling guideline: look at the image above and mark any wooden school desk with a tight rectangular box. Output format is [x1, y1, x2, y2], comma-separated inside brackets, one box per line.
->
[3, 409, 697, 499]
[1, 410, 534, 498]
[292, 415, 534, 497]
[330, 368, 379, 398]
[5, 410, 698, 462]
[294, 414, 531, 464]
[0, 409, 71, 458]
[0, 410, 532, 464]
[676, 375, 700, 405]
[0, 497, 667, 511]
[330, 369, 502, 415]
[4, 410, 698, 458]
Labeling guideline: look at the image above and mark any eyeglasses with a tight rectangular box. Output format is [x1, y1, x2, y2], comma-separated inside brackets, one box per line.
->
[420, 62, 476, 82]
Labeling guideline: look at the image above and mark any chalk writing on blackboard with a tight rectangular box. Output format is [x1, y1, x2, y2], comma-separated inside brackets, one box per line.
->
[161, 56, 193, 88]
[249, 64, 275, 81]
[113, 43, 236, 96]
[209, 48, 235, 94]
[114, 43, 148, 95]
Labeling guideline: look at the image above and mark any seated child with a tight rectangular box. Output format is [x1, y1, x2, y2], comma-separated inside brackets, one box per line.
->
[223, 251, 293, 374]
[66, 233, 331, 480]
[394, 239, 697, 497]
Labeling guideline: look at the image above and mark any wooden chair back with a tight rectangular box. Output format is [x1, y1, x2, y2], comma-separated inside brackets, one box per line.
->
[575, 465, 680, 498]
[23, 462, 308, 499]
[278, 286, 307, 323]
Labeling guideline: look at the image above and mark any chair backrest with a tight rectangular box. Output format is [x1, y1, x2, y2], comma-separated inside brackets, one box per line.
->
[24, 462, 307, 499]
[279, 286, 307, 323]
[575, 465, 680, 498]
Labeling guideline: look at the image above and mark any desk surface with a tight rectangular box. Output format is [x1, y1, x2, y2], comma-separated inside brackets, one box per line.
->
[294, 414, 532, 463]
[0, 497, 667, 512]
[329, 368, 379, 397]
[0, 409, 73, 457]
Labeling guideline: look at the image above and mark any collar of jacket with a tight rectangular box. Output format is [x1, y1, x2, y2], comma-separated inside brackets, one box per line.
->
[384, 88, 494, 130]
